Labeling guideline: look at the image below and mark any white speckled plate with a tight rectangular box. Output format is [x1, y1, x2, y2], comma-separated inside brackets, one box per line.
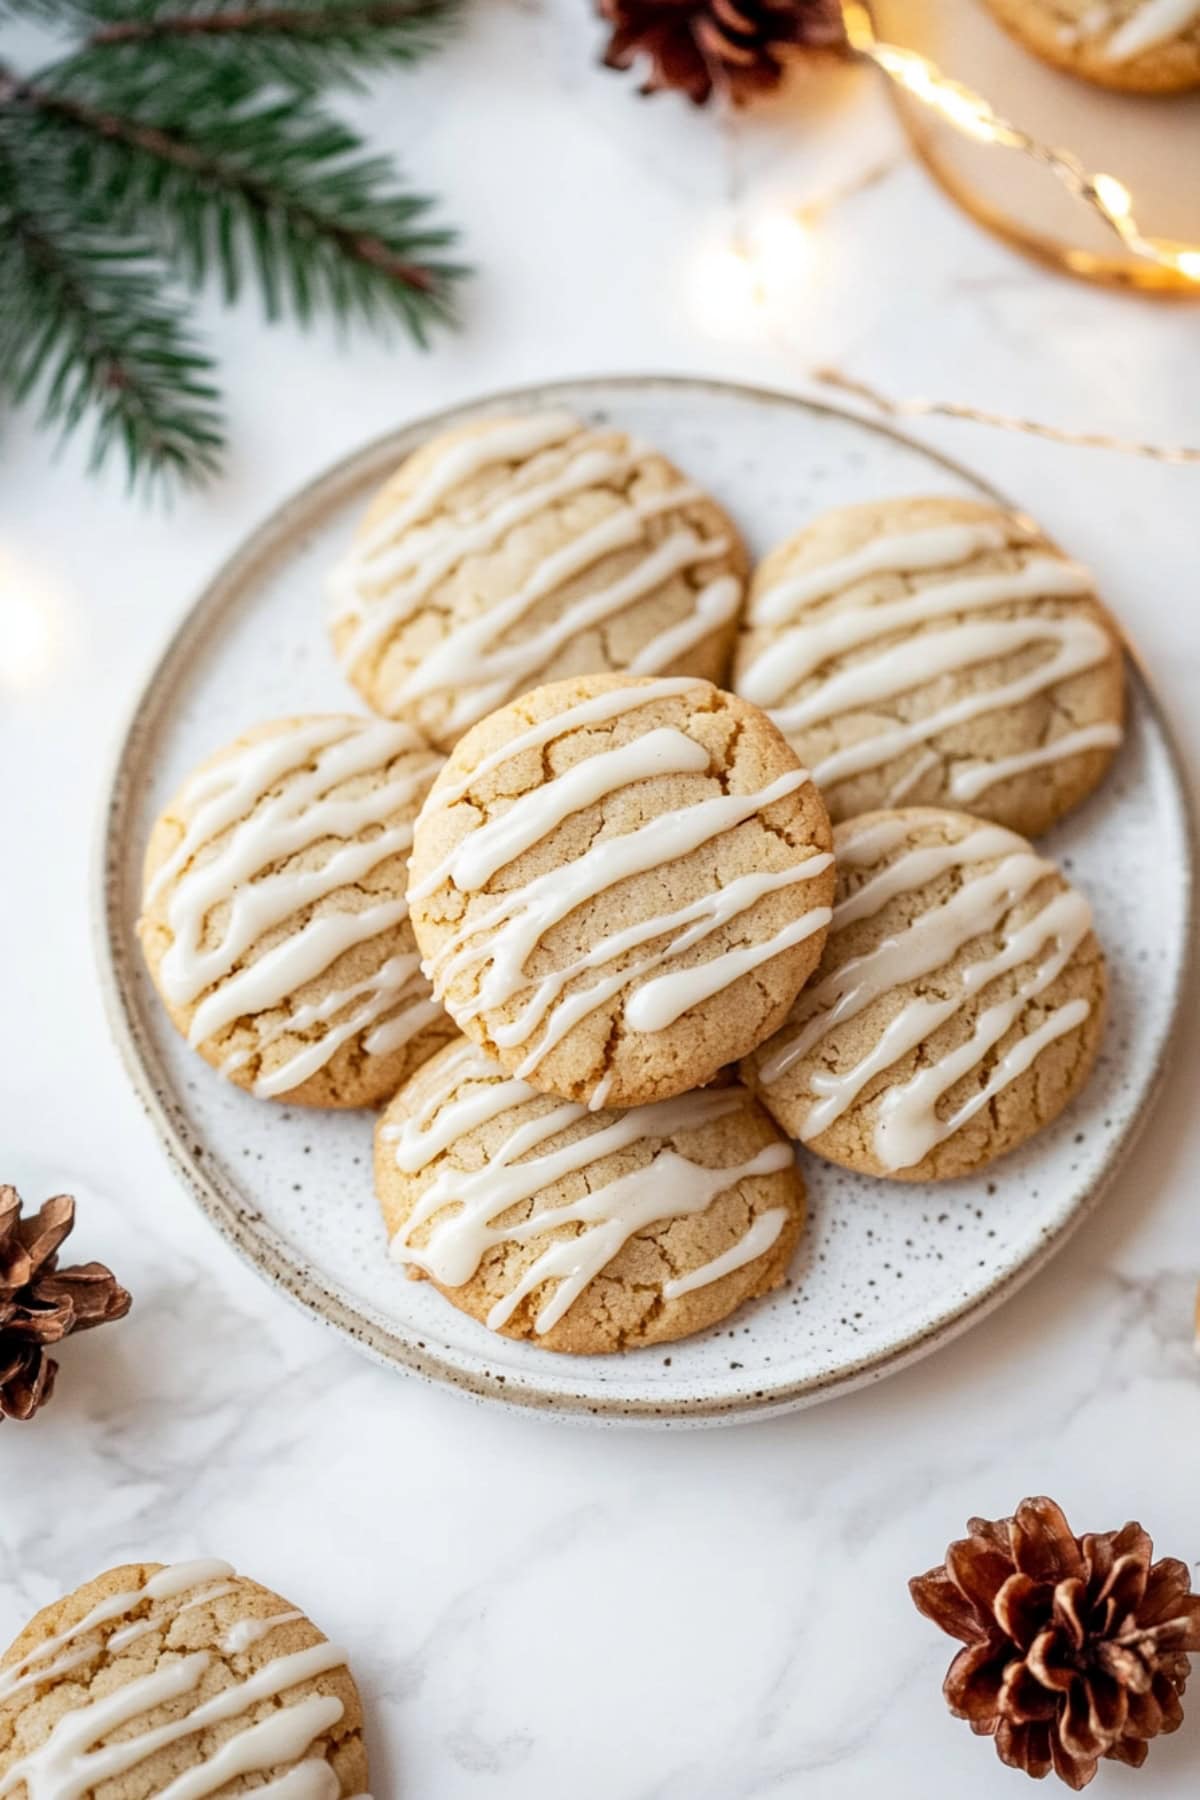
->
[96, 376, 1193, 1426]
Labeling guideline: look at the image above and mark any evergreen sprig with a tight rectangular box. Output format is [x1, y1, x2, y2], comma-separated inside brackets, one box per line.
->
[0, 0, 464, 492]
[0, 137, 224, 486]
[83, 0, 461, 94]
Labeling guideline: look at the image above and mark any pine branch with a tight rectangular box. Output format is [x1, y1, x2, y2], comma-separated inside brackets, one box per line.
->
[0, 131, 225, 488]
[7, 55, 465, 339]
[83, 0, 460, 92]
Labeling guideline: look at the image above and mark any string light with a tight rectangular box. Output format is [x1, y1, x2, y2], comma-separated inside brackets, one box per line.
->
[813, 368, 1200, 466]
[0, 549, 67, 693]
[689, 212, 811, 338]
[841, 2, 1200, 288]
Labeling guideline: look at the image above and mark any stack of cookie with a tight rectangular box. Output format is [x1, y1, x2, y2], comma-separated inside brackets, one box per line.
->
[137, 410, 1126, 1356]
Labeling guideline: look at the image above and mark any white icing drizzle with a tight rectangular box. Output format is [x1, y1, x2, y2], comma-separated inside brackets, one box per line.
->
[622, 903, 833, 1034]
[425, 676, 705, 814]
[737, 522, 1120, 798]
[220, 1610, 305, 1655]
[0, 1561, 352, 1800]
[444, 850, 832, 1085]
[254, 1766, 357, 1799]
[1103, 0, 1200, 59]
[886, 747, 941, 805]
[330, 412, 740, 733]
[746, 520, 1014, 625]
[0, 1561, 233, 1706]
[412, 729, 710, 901]
[949, 721, 1123, 804]
[628, 575, 743, 673]
[142, 718, 441, 1091]
[221, 954, 438, 1098]
[386, 1051, 793, 1333]
[418, 682, 826, 1076]
[588, 1072, 615, 1112]
[757, 821, 1095, 1171]
[662, 1205, 790, 1300]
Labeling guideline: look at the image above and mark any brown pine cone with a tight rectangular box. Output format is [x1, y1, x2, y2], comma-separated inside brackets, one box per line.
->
[911, 1497, 1200, 1789]
[597, 0, 848, 105]
[0, 1185, 131, 1422]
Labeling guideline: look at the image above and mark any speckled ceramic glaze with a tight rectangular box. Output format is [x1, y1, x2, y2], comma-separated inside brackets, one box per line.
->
[96, 377, 1193, 1427]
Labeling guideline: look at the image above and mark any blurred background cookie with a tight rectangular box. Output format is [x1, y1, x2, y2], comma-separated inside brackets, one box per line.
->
[733, 495, 1124, 837]
[377, 1042, 803, 1353]
[0, 1558, 368, 1798]
[744, 807, 1107, 1182]
[139, 715, 454, 1107]
[407, 673, 835, 1108]
[984, 0, 1200, 93]
[328, 410, 747, 750]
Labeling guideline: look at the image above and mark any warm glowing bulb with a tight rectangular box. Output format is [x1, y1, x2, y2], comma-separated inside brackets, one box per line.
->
[689, 235, 761, 338]
[0, 550, 66, 693]
[690, 212, 814, 337]
[1093, 173, 1133, 219]
[754, 212, 812, 289]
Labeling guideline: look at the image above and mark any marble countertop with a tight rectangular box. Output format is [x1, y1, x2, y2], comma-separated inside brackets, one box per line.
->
[2, 4, 1199, 1794]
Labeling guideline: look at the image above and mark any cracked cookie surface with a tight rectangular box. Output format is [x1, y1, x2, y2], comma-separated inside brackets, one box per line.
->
[327, 410, 748, 751]
[0, 1559, 368, 1799]
[984, 0, 1200, 93]
[139, 714, 456, 1109]
[406, 673, 836, 1108]
[376, 1040, 804, 1353]
[743, 807, 1107, 1182]
[732, 495, 1125, 837]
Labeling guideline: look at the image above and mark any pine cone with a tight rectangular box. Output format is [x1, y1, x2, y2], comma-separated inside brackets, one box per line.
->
[598, 0, 848, 105]
[911, 1497, 1200, 1789]
[0, 1185, 131, 1422]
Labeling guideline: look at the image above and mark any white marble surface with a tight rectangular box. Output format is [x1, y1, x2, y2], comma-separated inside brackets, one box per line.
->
[1, 4, 1199, 1794]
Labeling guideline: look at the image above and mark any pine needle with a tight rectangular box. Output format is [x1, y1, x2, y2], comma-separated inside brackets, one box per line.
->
[0, 134, 225, 490]
[82, 0, 461, 92]
[0, 1, 467, 492]
[16, 55, 465, 336]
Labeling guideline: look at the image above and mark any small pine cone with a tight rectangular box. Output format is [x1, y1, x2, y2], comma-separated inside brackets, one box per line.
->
[911, 1497, 1200, 1789]
[0, 1186, 131, 1422]
[597, 0, 849, 105]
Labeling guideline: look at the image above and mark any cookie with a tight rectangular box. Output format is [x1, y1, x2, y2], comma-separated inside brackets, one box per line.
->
[376, 1040, 804, 1353]
[743, 808, 1106, 1182]
[732, 496, 1124, 838]
[407, 674, 836, 1108]
[0, 1558, 368, 1798]
[984, 0, 1200, 93]
[327, 410, 747, 751]
[139, 714, 456, 1108]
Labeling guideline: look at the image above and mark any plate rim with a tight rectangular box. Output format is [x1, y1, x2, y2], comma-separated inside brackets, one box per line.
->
[93, 371, 1197, 1426]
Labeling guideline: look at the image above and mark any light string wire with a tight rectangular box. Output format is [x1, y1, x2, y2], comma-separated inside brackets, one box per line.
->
[841, 1, 1200, 287]
[811, 367, 1200, 465]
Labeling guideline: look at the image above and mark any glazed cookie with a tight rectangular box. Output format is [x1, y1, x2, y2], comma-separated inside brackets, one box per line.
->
[139, 715, 456, 1108]
[407, 674, 836, 1108]
[327, 410, 747, 751]
[732, 496, 1124, 838]
[984, 0, 1200, 93]
[0, 1558, 368, 1798]
[377, 1041, 804, 1353]
[743, 808, 1106, 1182]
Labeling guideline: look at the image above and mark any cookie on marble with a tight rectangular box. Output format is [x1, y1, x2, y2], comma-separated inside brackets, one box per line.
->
[327, 410, 748, 751]
[376, 1040, 804, 1353]
[0, 1558, 368, 1798]
[732, 495, 1125, 838]
[407, 673, 836, 1109]
[743, 807, 1107, 1182]
[984, 0, 1200, 93]
[139, 714, 456, 1108]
